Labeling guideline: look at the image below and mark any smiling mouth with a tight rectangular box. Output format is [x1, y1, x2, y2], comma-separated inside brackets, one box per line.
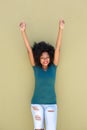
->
[43, 62, 48, 65]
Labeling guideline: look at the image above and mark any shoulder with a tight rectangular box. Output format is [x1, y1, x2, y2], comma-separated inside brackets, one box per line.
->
[48, 63, 58, 72]
[32, 65, 38, 69]
[50, 63, 58, 68]
[32, 65, 41, 71]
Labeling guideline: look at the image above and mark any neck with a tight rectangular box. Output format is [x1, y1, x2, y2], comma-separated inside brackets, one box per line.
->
[42, 65, 48, 70]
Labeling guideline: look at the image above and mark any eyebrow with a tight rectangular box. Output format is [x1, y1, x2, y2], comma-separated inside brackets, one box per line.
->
[40, 56, 50, 58]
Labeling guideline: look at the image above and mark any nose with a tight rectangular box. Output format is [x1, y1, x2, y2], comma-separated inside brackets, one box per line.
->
[44, 57, 49, 60]
[44, 57, 48, 60]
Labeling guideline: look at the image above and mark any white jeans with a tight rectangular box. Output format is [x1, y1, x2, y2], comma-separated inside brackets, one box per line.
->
[31, 104, 58, 130]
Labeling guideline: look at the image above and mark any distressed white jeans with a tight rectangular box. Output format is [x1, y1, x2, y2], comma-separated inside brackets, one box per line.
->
[31, 104, 58, 130]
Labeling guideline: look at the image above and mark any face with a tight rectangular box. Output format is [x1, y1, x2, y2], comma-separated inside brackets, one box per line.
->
[40, 52, 50, 67]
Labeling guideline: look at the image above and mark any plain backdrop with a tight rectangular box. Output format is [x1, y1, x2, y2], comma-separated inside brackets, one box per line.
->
[0, 0, 87, 130]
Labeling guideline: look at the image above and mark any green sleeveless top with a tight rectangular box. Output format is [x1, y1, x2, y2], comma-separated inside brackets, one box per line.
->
[31, 64, 57, 104]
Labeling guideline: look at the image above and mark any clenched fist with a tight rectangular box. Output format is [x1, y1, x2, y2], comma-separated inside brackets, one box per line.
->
[59, 19, 65, 29]
[19, 22, 26, 32]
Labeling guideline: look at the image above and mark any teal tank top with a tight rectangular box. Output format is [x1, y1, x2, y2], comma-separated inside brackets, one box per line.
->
[31, 64, 57, 104]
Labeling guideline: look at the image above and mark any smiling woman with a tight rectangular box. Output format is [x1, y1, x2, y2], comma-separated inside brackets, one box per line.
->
[40, 52, 50, 70]
[19, 19, 64, 130]
[32, 41, 54, 69]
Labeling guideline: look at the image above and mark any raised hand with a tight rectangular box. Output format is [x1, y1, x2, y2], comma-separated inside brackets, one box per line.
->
[59, 19, 65, 29]
[19, 22, 26, 32]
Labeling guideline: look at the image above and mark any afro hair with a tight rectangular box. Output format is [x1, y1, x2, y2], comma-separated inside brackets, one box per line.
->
[32, 41, 55, 67]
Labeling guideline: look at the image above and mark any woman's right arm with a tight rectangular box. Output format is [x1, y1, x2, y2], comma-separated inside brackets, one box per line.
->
[19, 22, 35, 66]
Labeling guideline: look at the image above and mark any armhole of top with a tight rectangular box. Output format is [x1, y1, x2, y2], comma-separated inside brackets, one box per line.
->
[32, 65, 36, 68]
[52, 63, 58, 68]
[32, 65, 36, 70]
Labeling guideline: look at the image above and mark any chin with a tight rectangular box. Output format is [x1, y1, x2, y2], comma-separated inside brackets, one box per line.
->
[43, 63, 49, 66]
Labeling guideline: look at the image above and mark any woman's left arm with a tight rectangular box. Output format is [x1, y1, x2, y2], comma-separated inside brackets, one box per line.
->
[53, 19, 65, 66]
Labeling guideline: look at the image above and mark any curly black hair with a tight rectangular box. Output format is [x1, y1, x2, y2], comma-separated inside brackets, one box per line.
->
[32, 41, 55, 67]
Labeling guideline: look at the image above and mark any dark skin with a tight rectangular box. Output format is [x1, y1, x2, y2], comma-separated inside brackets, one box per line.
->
[19, 20, 65, 69]
[19, 20, 65, 129]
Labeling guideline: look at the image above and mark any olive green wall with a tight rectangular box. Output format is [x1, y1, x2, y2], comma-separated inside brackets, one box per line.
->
[0, 0, 87, 130]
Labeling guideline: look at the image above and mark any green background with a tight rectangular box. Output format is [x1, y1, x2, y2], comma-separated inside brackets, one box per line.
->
[0, 0, 87, 130]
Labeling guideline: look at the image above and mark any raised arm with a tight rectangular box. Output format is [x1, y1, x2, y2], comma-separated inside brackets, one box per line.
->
[19, 22, 35, 66]
[53, 19, 65, 66]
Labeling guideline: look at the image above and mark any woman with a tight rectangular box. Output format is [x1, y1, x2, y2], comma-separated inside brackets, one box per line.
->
[19, 20, 64, 130]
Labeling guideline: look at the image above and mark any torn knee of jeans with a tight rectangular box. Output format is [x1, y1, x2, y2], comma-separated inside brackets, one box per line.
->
[48, 110, 54, 112]
[35, 115, 41, 120]
[32, 106, 39, 111]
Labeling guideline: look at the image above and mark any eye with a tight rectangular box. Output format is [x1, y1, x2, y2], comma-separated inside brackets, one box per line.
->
[46, 57, 50, 59]
[40, 57, 50, 60]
